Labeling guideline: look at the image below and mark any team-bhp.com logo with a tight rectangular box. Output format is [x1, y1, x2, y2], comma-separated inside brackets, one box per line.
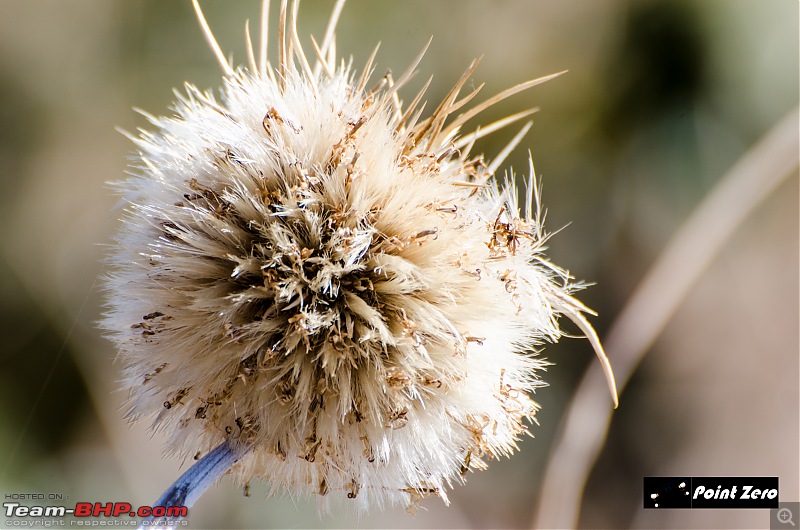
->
[4, 501, 187, 519]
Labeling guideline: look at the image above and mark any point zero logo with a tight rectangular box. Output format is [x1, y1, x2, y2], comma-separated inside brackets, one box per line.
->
[644, 477, 780, 509]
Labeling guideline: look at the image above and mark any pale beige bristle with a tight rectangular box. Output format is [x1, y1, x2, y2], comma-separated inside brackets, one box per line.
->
[277, 0, 288, 87]
[441, 71, 567, 140]
[310, 35, 333, 78]
[191, 0, 234, 77]
[258, 0, 270, 75]
[487, 122, 533, 175]
[355, 42, 381, 94]
[314, 0, 346, 78]
[453, 108, 539, 150]
[289, 0, 315, 85]
[550, 290, 619, 408]
[443, 82, 485, 121]
[384, 71, 404, 123]
[423, 58, 482, 151]
[368, 37, 432, 120]
[395, 76, 433, 133]
[245, 20, 257, 73]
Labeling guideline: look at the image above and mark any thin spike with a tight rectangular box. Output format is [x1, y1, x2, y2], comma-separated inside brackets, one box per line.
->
[525, 157, 536, 224]
[367, 37, 432, 121]
[452, 181, 489, 189]
[355, 42, 381, 94]
[432, 60, 481, 121]
[265, 58, 278, 84]
[290, 0, 315, 84]
[487, 122, 533, 175]
[412, 81, 484, 149]
[443, 82, 485, 121]
[457, 126, 479, 161]
[385, 71, 404, 123]
[366, 73, 390, 99]
[405, 101, 427, 134]
[389, 37, 432, 95]
[191, 0, 234, 77]
[285, 1, 293, 80]
[314, 0, 346, 78]
[424, 58, 481, 151]
[401, 102, 428, 152]
[328, 38, 336, 70]
[557, 298, 619, 409]
[441, 70, 566, 141]
[453, 108, 539, 150]
[184, 84, 233, 119]
[310, 35, 333, 78]
[527, 155, 546, 239]
[395, 75, 433, 132]
[277, 0, 288, 88]
[245, 20, 257, 73]
[258, 0, 270, 75]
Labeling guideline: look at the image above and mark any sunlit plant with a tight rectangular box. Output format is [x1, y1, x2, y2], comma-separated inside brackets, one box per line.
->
[102, 0, 617, 524]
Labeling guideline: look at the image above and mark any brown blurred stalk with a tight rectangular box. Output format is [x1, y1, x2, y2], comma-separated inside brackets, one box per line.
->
[532, 106, 799, 529]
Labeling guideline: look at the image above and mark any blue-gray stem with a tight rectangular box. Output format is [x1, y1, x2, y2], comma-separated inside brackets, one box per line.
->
[137, 439, 249, 530]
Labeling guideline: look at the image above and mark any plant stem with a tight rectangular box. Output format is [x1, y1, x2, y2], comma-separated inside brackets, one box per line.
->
[138, 440, 250, 530]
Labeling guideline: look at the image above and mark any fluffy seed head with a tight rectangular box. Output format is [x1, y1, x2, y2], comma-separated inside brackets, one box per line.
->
[102, 0, 616, 513]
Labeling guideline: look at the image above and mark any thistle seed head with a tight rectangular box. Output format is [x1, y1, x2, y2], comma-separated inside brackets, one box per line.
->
[102, 0, 616, 513]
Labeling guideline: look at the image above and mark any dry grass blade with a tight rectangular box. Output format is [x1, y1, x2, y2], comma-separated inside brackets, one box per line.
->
[532, 106, 799, 529]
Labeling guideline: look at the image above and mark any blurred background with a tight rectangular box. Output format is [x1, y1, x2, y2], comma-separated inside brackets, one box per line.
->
[0, 1, 796, 528]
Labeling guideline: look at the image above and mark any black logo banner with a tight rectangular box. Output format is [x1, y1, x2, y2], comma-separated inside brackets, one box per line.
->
[644, 477, 779, 509]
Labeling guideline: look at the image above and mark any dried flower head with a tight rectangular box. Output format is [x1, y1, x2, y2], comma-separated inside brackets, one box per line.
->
[102, 0, 617, 514]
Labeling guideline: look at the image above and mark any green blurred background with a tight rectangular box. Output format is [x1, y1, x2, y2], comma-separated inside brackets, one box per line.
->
[0, 1, 797, 528]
